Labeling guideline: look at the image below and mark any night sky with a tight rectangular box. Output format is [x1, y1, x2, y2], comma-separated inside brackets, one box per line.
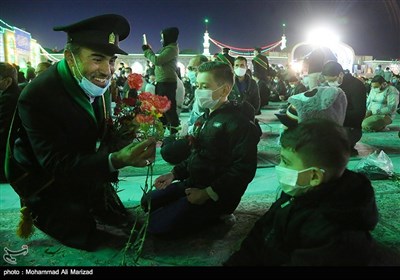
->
[1, 0, 400, 59]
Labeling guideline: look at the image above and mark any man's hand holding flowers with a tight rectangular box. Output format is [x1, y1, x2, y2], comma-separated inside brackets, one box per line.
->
[110, 138, 156, 169]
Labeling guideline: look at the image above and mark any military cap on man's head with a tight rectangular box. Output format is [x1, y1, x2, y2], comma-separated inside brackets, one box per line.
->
[53, 14, 130, 55]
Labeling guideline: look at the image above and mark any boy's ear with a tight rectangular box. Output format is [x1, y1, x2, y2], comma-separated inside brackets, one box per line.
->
[310, 168, 324, 186]
[222, 84, 232, 97]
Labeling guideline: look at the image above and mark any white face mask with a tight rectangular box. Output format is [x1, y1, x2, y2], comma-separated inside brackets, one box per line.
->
[275, 165, 323, 197]
[71, 53, 110, 98]
[234, 67, 247, 77]
[195, 84, 224, 109]
[289, 84, 296, 88]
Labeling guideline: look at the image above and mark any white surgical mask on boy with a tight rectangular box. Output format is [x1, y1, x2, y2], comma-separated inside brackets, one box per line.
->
[234, 67, 247, 77]
[71, 53, 110, 98]
[275, 165, 324, 197]
[195, 84, 225, 109]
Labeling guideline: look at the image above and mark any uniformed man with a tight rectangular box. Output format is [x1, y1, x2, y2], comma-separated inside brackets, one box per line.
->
[252, 47, 270, 82]
[5, 14, 156, 251]
[220, 47, 235, 67]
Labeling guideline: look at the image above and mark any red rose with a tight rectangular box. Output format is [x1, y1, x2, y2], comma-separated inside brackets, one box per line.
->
[127, 73, 143, 90]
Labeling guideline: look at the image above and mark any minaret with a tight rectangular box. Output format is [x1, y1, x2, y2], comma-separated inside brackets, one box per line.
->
[281, 34, 287, 50]
[280, 23, 287, 50]
[203, 18, 210, 56]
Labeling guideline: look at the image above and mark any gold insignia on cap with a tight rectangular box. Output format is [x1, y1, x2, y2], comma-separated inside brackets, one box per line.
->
[108, 32, 116, 44]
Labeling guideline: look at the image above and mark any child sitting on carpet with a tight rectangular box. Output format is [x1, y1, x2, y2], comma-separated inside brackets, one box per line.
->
[141, 61, 261, 236]
[224, 118, 380, 266]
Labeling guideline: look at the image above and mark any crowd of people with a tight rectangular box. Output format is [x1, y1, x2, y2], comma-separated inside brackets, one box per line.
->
[1, 13, 399, 265]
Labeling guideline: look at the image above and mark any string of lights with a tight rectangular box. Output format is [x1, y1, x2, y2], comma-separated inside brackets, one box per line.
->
[209, 37, 282, 56]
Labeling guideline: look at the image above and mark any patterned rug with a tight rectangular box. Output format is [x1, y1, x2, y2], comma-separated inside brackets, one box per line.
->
[1, 182, 399, 267]
[0, 193, 275, 266]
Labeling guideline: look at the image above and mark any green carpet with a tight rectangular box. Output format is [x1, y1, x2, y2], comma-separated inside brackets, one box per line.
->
[360, 129, 400, 154]
[1, 183, 399, 266]
[0, 192, 275, 266]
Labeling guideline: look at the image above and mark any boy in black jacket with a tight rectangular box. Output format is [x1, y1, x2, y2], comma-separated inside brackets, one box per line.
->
[142, 61, 260, 235]
[224, 118, 379, 266]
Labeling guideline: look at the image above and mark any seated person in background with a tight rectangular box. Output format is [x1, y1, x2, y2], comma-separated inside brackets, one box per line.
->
[275, 86, 348, 129]
[269, 74, 287, 102]
[230, 56, 260, 116]
[160, 55, 209, 165]
[321, 61, 366, 154]
[286, 75, 307, 97]
[182, 54, 209, 112]
[278, 75, 307, 114]
[252, 71, 270, 112]
[362, 75, 399, 132]
[141, 61, 261, 236]
[224, 118, 379, 266]
[34, 61, 52, 77]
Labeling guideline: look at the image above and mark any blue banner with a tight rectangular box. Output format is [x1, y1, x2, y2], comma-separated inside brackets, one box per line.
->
[14, 27, 31, 52]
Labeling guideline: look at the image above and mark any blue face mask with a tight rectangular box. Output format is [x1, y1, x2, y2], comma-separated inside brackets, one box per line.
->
[71, 53, 110, 98]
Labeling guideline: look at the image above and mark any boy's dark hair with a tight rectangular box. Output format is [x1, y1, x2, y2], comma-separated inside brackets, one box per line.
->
[197, 61, 234, 86]
[280, 118, 350, 178]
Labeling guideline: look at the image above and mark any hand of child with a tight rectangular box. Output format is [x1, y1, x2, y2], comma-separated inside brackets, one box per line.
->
[154, 172, 174, 190]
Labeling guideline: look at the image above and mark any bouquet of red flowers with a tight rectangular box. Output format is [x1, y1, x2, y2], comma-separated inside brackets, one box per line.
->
[111, 92, 171, 148]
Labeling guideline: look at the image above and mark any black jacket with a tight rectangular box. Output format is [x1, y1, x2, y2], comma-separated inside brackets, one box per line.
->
[11, 60, 117, 196]
[0, 82, 20, 181]
[340, 74, 367, 128]
[172, 102, 260, 214]
[224, 169, 379, 266]
[230, 74, 260, 114]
